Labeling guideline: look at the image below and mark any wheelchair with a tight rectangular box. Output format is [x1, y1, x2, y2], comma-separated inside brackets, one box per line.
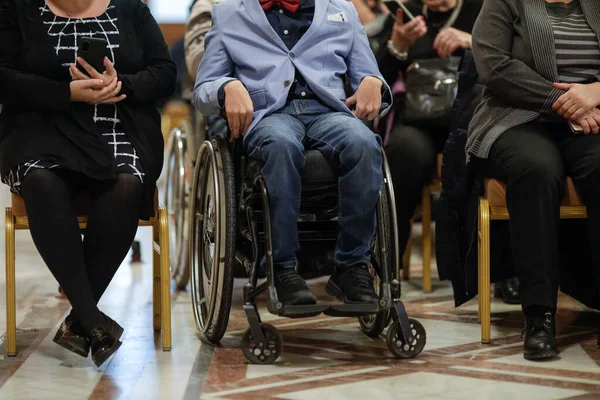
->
[187, 129, 427, 364]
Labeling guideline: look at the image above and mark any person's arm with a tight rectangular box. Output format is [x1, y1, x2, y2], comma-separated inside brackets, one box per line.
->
[345, 5, 392, 116]
[472, 0, 564, 114]
[184, 0, 217, 80]
[0, 0, 71, 111]
[117, 1, 177, 105]
[193, 7, 237, 116]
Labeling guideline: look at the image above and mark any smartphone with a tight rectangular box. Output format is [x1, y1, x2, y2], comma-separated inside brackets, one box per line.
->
[76, 38, 108, 76]
[383, 0, 416, 22]
[568, 120, 584, 134]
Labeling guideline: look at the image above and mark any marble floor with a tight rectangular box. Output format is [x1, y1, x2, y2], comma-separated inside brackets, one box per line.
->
[1, 186, 600, 400]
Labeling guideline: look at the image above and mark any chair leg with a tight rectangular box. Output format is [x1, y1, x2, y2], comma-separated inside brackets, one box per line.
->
[5, 208, 16, 357]
[478, 198, 491, 344]
[159, 206, 172, 351]
[422, 187, 432, 293]
[402, 224, 412, 281]
[153, 218, 161, 333]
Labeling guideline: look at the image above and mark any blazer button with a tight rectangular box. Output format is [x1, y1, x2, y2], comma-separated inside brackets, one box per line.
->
[289, 52, 296, 60]
[284, 80, 291, 87]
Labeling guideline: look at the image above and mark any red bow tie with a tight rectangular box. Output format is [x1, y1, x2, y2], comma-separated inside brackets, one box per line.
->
[259, 0, 300, 13]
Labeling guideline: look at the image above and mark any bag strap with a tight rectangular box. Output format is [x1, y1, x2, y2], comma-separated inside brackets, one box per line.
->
[422, 0, 464, 30]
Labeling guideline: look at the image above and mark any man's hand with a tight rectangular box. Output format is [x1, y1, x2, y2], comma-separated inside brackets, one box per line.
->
[346, 76, 383, 120]
[433, 28, 472, 58]
[574, 108, 600, 135]
[224, 80, 254, 140]
[552, 82, 600, 121]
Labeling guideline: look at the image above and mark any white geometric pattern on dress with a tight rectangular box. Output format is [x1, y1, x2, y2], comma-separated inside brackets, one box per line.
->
[2, 2, 145, 194]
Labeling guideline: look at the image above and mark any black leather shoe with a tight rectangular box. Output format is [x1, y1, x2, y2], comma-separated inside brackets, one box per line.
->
[273, 268, 317, 306]
[494, 277, 521, 305]
[52, 315, 90, 358]
[523, 311, 559, 361]
[53, 313, 124, 358]
[90, 328, 122, 367]
[326, 264, 378, 304]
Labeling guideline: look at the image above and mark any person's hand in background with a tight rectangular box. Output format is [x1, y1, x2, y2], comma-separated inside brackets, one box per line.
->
[389, 9, 427, 53]
[433, 27, 472, 58]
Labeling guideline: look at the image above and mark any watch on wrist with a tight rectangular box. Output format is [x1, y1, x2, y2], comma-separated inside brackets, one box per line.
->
[387, 40, 408, 61]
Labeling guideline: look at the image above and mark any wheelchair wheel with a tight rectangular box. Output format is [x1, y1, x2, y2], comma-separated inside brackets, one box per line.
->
[165, 126, 190, 290]
[386, 319, 426, 359]
[241, 323, 283, 364]
[189, 135, 236, 343]
[358, 177, 395, 338]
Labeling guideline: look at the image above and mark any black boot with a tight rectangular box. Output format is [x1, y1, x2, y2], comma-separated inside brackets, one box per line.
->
[523, 311, 559, 361]
[494, 277, 521, 305]
[273, 268, 317, 306]
[326, 264, 378, 304]
[90, 328, 122, 367]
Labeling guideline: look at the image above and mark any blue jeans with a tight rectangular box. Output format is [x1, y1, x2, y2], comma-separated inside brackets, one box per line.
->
[245, 99, 382, 269]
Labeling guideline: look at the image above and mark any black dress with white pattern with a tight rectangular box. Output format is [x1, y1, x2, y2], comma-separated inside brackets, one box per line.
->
[1, 1, 144, 194]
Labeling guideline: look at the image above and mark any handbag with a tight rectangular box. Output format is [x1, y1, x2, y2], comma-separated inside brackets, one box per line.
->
[402, 0, 463, 126]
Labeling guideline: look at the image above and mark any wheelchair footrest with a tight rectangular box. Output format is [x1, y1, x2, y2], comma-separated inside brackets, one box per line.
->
[323, 303, 380, 317]
[279, 304, 330, 319]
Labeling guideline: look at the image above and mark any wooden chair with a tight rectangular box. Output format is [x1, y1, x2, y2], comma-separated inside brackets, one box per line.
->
[5, 190, 172, 356]
[478, 178, 586, 343]
[403, 154, 443, 293]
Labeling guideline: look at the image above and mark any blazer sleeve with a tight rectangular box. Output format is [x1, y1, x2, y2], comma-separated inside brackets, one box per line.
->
[0, 0, 71, 111]
[193, 7, 237, 116]
[345, 5, 392, 117]
[472, 0, 564, 114]
[184, 0, 217, 81]
[118, 1, 177, 105]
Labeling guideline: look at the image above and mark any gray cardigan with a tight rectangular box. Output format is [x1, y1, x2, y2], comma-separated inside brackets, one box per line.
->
[467, 0, 600, 160]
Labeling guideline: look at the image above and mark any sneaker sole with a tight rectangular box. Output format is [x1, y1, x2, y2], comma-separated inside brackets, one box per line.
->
[325, 279, 378, 305]
[524, 349, 559, 361]
[52, 334, 89, 358]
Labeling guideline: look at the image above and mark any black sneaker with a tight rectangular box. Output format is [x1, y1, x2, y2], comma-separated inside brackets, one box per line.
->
[523, 311, 559, 361]
[326, 264, 378, 304]
[274, 268, 317, 306]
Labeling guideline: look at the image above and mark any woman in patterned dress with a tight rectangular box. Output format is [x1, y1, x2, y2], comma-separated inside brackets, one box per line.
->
[0, 0, 176, 366]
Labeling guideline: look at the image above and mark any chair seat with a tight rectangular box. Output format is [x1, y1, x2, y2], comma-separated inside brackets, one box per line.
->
[485, 178, 583, 207]
[11, 190, 160, 218]
[303, 150, 336, 184]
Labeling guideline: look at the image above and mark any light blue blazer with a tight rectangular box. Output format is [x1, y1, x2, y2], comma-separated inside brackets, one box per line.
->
[193, 0, 392, 134]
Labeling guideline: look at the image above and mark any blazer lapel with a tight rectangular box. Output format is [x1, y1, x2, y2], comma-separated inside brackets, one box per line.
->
[581, 0, 600, 48]
[524, 0, 558, 82]
[292, 0, 328, 51]
[241, 0, 288, 52]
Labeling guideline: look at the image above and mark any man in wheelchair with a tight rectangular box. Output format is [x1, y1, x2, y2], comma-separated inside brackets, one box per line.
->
[194, 0, 392, 306]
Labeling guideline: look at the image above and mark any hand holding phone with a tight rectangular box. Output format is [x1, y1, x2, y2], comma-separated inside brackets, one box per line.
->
[76, 38, 108, 77]
[384, 3, 427, 54]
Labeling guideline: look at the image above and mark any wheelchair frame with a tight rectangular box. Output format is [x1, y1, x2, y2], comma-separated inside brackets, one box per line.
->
[187, 132, 427, 364]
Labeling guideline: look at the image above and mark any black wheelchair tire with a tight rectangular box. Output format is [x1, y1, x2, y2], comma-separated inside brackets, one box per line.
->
[358, 178, 395, 338]
[189, 135, 236, 344]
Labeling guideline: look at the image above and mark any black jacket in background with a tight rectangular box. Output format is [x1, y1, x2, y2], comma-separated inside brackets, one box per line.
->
[0, 0, 177, 219]
[438, 51, 600, 310]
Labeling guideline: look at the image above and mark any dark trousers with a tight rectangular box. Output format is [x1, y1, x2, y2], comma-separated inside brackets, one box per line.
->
[482, 120, 600, 310]
[385, 122, 448, 264]
[20, 169, 143, 332]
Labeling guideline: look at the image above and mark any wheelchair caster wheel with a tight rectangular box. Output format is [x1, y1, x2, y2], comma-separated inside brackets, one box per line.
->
[241, 323, 283, 364]
[386, 319, 426, 359]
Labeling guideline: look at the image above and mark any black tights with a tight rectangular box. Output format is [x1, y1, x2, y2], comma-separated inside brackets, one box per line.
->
[20, 169, 143, 333]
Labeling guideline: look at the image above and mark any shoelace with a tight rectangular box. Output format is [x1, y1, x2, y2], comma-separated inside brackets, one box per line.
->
[350, 267, 374, 290]
[278, 269, 303, 286]
[521, 311, 554, 338]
